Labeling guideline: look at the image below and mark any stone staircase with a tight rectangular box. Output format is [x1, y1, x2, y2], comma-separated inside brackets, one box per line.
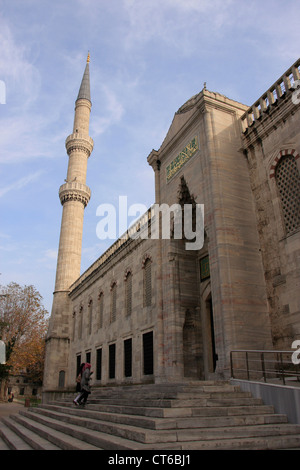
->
[1, 381, 300, 450]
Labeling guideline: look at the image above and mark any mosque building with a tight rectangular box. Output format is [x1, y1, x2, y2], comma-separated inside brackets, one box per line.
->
[43, 56, 300, 400]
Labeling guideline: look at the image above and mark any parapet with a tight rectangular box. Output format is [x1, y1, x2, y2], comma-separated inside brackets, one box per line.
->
[241, 58, 300, 133]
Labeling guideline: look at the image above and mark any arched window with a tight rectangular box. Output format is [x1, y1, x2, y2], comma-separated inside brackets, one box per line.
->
[143, 258, 152, 307]
[125, 271, 132, 316]
[110, 282, 117, 323]
[275, 155, 300, 234]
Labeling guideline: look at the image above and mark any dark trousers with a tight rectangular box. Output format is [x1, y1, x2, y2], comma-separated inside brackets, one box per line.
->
[78, 389, 89, 404]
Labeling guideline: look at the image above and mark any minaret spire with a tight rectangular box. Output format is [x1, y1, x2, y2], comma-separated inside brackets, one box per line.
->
[43, 57, 94, 395]
[77, 52, 91, 103]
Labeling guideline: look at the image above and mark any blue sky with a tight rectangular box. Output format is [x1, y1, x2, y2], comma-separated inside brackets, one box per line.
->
[0, 0, 299, 314]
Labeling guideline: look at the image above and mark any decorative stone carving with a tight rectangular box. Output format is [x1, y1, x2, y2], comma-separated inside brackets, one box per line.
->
[59, 181, 91, 207]
[65, 133, 94, 157]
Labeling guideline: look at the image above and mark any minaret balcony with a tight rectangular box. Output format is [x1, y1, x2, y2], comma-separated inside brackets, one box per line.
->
[65, 133, 94, 157]
[59, 181, 91, 207]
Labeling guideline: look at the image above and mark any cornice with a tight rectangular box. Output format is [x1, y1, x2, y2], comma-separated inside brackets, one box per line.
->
[68, 236, 147, 300]
[65, 133, 94, 157]
[59, 181, 91, 207]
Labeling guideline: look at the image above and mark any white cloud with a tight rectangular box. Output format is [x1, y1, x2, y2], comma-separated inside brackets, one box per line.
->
[90, 83, 125, 136]
[122, 0, 234, 52]
[0, 15, 54, 164]
[37, 249, 58, 270]
[44, 249, 58, 260]
[0, 14, 41, 107]
[0, 112, 55, 163]
[0, 170, 44, 198]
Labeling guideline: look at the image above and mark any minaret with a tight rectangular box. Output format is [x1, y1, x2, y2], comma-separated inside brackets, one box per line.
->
[43, 54, 93, 397]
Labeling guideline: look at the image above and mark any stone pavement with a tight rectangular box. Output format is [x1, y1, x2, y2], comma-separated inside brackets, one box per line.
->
[0, 401, 24, 421]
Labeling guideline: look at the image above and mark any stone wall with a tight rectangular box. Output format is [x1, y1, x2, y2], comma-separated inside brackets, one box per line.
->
[68, 234, 158, 388]
[242, 59, 300, 349]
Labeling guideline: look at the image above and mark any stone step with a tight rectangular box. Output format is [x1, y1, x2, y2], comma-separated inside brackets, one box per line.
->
[1, 381, 300, 450]
[22, 406, 300, 445]
[0, 438, 10, 450]
[65, 393, 257, 409]
[91, 384, 241, 399]
[50, 397, 274, 418]
[10, 413, 104, 450]
[16, 410, 146, 450]
[174, 423, 300, 443]
[150, 434, 300, 450]
[1, 416, 61, 450]
[0, 420, 33, 450]
[87, 386, 250, 398]
[9, 412, 99, 450]
[90, 380, 230, 394]
[39, 403, 288, 430]
[191, 404, 276, 417]
[22, 408, 171, 445]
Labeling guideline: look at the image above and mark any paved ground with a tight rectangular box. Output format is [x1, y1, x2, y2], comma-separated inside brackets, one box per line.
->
[0, 401, 24, 421]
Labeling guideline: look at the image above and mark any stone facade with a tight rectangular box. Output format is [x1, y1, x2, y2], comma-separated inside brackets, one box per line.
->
[43, 58, 300, 398]
[241, 62, 300, 350]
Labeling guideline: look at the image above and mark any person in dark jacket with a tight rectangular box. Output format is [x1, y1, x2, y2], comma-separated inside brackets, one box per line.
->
[73, 363, 85, 405]
[74, 363, 93, 406]
[76, 363, 85, 392]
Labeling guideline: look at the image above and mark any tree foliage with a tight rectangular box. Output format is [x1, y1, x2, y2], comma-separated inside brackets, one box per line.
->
[0, 282, 49, 385]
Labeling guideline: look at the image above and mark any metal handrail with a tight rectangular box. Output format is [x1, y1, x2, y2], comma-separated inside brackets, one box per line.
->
[230, 349, 300, 386]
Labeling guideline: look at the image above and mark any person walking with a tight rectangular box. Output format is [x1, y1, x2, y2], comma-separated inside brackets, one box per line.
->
[73, 363, 85, 405]
[74, 363, 93, 406]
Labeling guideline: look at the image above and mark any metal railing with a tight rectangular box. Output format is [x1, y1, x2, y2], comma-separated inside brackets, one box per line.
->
[230, 349, 300, 386]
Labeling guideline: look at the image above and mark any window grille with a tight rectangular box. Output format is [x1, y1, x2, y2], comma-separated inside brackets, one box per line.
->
[275, 155, 300, 234]
[109, 343, 116, 379]
[124, 338, 132, 377]
[78, 306, 83, 339]
[76, 355, 81, 376]
[111, 283, 117, 322]
[144, 259, 152, 307]
[143, 331, 153, 375]
[72, 311, 76, 340]
[98, 293, 103, 329]
[96, 348, 102, 380]
[125, 272, 132, 316]
[88, 300, 92, 335]
[58, 370, 65, 388]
